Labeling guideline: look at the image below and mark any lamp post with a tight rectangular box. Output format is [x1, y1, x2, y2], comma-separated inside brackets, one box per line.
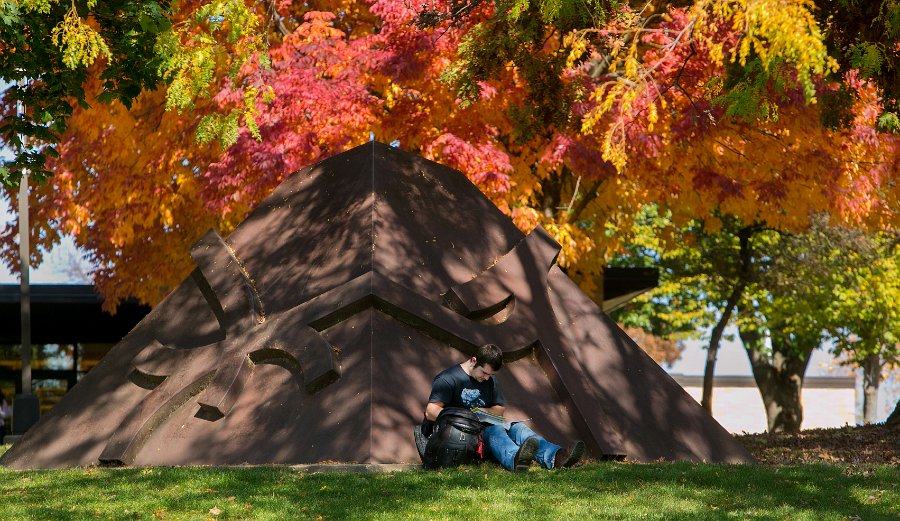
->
[16, 77, 31, 396]
[18, 157, 30, 396]
[13, 76, 39, 437]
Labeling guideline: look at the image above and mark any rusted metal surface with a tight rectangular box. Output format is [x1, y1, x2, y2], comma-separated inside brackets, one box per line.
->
[0, 142, 753, 469]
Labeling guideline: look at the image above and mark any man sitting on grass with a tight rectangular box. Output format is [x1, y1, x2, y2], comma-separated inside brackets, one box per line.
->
[424, 343, 584, 472]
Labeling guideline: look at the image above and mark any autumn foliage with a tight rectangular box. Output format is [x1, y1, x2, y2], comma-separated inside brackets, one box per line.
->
[621, 325, 683, 366]
[2, 0, 898, 312]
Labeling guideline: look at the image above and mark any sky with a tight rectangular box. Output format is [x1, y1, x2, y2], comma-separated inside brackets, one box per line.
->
[0, 195, 90, 284]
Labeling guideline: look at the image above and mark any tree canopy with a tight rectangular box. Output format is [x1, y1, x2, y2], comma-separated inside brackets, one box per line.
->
[0, 0, 267, 185]
[2, 0, 898, 316]
[1, 0, 170, 184]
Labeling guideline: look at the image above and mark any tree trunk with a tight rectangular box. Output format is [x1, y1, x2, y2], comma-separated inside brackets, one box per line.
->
[701, 286, 741, 414]
[539, 169, 563, 218]
[739, 325, 815, 433]
[861, 353, 882, 424]
[700, 226, 756, 414]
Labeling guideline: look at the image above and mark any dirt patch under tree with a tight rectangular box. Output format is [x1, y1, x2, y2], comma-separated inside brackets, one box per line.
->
[736, 423, 899, 465]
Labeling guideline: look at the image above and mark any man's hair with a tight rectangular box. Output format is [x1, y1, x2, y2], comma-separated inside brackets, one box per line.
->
[473, 344, 503, 371]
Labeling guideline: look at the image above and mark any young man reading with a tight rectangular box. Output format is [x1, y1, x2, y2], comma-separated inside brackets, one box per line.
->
[425, 344, 585, 472]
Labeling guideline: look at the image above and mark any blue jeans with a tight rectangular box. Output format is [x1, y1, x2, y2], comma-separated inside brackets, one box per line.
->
[483, 423, 561, 471]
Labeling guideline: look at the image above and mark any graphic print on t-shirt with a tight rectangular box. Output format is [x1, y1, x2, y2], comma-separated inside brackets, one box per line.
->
[460, 388, 485, 408]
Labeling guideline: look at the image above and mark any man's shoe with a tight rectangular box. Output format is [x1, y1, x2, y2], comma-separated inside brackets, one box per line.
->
[554, 440, 585, 469]
[513, 436, 540, 472]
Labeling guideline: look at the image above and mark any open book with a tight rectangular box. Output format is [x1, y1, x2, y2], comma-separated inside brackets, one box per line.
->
[471, 408, 531, 429]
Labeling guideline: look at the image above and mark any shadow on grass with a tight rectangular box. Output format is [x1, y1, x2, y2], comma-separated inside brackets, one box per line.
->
[1, 461, 897, 520]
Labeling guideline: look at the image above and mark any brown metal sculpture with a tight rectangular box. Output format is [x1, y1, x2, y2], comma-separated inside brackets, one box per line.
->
[1, 142, 753, 469]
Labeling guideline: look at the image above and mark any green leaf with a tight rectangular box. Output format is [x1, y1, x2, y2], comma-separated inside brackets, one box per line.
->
[96, 91, 117, 104]
[848, 42, 884, 78]
[877, 111, 900, 133]
[0, 0, 21, 26]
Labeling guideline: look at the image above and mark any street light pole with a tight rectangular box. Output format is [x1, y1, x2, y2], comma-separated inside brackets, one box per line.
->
[17, 75, 32, 396]
[12, 76, 40, 439]
[18, 164, 31, 395]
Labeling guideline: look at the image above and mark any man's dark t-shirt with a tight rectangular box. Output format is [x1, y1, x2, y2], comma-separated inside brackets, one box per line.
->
[428, 364, 505, 410]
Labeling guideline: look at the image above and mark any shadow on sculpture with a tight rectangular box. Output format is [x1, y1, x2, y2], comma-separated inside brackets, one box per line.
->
[0, 142, 753, 469]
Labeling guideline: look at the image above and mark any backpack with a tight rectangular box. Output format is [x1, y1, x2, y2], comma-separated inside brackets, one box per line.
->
[420, 407, 484, 469]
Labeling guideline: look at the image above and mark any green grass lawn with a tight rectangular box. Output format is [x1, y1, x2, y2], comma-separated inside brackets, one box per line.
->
[0, 452, 896, 521]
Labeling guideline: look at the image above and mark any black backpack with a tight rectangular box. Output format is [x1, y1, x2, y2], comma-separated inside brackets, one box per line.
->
[419, 407, 484, 469]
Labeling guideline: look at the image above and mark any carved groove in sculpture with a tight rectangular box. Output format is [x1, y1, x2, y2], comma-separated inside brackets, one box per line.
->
[445, 226, 559, 316]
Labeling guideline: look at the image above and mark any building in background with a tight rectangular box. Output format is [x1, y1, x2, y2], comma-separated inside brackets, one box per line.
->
[0, 285, 150, 415]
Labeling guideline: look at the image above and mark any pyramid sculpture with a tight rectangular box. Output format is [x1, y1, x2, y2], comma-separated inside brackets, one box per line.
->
[1, 142, 753, 469]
